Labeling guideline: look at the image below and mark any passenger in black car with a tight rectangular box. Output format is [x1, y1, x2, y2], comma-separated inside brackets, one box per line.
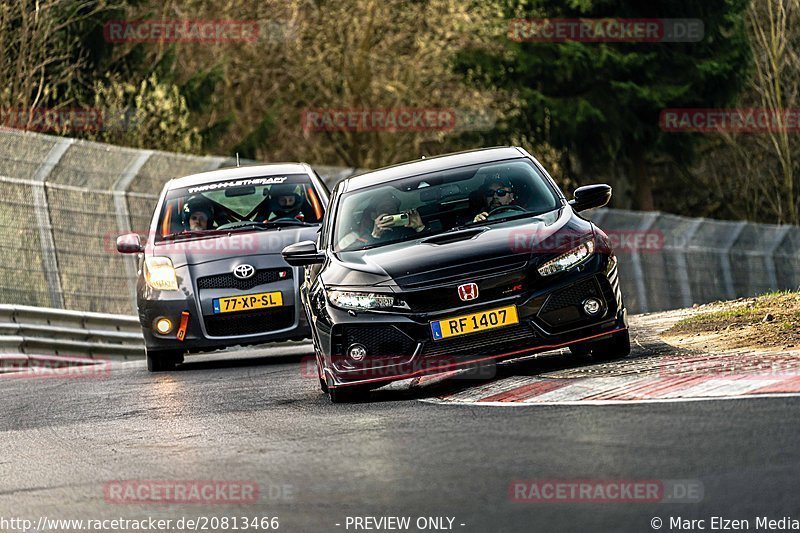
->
[337, 191, 425, 250]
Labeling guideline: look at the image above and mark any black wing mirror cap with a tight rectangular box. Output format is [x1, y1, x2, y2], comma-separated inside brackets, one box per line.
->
[116, 233, 143, 254]
[282, 240, 325, 266]
[569, 184, 612, 212]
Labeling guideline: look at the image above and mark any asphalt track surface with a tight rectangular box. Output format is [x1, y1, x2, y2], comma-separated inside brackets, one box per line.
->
[2, 312, 800, 533]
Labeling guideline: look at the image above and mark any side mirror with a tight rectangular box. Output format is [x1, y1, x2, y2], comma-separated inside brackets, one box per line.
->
[282, 240, 324, 266]
[116, 233, 143, 254]
[569, 184, 612, 212]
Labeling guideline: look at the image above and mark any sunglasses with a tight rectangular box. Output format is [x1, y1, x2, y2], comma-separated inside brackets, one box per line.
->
[485, 188, 512, 197]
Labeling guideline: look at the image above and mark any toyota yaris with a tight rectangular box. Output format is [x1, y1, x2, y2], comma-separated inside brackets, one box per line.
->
[282, 147, 628, 402]
[117, 163, 329, 371]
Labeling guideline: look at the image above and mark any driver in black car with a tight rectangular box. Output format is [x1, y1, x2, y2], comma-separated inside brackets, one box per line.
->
[472, 175, 520, 223]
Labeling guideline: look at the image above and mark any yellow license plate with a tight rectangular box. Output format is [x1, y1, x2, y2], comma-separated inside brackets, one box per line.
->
[430, 305, 519, 341]
[212, 291, 283, 314]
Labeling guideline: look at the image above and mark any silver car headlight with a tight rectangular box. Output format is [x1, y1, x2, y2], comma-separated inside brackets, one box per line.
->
[327, 290, 395, 310]
[537, 240, 595, 277]
[144, 256, 179, 291]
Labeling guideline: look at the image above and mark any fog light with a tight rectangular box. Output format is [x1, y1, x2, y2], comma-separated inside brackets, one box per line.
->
[154, 317, 173, 334]
[347, 343, 367, 362]
[582, 298, 602, 316]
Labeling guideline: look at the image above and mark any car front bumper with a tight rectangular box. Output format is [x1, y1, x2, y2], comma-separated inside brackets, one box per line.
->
[317, 254, 627, 388]
[138, 264, 311, 355]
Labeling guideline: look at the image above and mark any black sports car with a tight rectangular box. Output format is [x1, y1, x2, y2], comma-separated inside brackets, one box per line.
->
[116, 163, 329, 371]
[282, 147, 628, 402]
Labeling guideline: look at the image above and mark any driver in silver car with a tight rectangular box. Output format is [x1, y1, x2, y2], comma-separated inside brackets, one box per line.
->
[267, 184, 306, 221]
[182, 196, 215, 231]
[473, 175, 519, 223]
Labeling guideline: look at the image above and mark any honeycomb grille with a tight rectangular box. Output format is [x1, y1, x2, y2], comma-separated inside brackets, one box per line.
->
[197, 268, 291, 291]
[204, 307, 294, 337]
[539, 279, 600, 314]
[340, 326, 418, 358]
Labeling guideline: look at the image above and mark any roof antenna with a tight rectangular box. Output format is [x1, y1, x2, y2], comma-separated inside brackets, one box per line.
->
[236, 152, 240, 167]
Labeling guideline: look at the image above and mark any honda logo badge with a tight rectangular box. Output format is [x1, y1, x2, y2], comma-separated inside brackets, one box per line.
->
[233, 264, 255, 279]
[457, 283, 479, 301]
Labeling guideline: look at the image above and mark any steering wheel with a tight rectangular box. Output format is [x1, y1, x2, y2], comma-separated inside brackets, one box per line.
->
[485, 204, 527, 220]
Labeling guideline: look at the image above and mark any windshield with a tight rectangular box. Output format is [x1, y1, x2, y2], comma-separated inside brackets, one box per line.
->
[156, 174, 324, 241]
[334, 158, 560, 252]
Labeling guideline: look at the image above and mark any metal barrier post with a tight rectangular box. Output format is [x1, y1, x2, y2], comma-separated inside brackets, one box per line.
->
[32, 138, 74, 309]
[113, 151, 153, 313]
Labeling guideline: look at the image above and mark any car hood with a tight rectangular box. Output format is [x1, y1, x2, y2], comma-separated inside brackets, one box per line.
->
[151, 226, 319, 267]
[327, 207, 587, 289]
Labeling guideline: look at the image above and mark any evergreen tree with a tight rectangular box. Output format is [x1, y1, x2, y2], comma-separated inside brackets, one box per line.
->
[459, 0, 751, 210]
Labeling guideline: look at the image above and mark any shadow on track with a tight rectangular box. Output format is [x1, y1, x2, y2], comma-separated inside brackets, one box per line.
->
[358, 332, 682, 404]
[173, 347, 313, 372]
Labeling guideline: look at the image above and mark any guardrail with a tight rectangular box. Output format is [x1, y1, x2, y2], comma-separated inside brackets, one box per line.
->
[0, 304, 144, 361]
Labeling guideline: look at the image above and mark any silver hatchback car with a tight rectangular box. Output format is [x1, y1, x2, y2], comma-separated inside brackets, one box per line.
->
[116, 163, 329, 371]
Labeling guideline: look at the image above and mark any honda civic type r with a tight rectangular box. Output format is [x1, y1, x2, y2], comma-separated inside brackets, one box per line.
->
[116, 163, 329, 371]
[282, 147, 629, 402]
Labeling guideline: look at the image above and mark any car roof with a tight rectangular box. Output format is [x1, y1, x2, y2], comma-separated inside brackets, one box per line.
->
[341, 147, 527, 192]
[168, 162, 311, 189]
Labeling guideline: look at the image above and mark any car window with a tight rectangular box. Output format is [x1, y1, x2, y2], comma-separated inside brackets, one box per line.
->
[334, 158, 560, 252]
[156, 174, 324, 241]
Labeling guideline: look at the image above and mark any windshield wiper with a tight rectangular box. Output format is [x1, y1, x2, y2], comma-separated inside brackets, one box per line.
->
[220, 220, 314, 232]
[161, 229, 227, 241]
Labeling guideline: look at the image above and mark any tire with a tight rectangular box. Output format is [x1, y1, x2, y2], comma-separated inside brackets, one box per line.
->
[568, 343, 591, 358]
[575, 329, 630, 361]
[146, 349, 184, 372]
[327, 384, 372, 404]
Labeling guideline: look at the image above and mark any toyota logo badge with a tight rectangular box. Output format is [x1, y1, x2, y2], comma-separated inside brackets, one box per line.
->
[233, 264, 255, 279]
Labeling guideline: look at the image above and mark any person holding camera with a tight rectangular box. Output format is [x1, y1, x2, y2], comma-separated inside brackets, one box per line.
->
[338, 191, 425, 250]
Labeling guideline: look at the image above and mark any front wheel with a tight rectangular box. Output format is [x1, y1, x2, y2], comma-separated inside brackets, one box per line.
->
[327, 384, 373, 403]
[570, 329, 630, 361]
[593, 329, 631, 359]
[146, 349, 184, 372]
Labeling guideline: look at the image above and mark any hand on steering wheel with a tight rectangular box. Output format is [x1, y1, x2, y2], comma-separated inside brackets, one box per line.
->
[484, 204, 527, 220]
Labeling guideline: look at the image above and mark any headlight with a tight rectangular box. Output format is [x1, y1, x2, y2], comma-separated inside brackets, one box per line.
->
[144, 257, 179, 291]
[537, 240, 595, 276]
[327, 290, 394, 310]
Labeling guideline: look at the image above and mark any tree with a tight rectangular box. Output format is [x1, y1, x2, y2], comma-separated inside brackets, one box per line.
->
[459, 0, 751, 210]
[166, 0, 506, 167]
[724, 0, 800, 224]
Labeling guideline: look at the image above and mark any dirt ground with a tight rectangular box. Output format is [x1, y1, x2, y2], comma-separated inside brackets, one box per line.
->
[661, 290, 800, 352]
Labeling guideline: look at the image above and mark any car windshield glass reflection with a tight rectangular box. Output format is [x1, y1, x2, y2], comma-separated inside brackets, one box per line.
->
[334, 159, 560, 252]
[157, 174, 324, 242]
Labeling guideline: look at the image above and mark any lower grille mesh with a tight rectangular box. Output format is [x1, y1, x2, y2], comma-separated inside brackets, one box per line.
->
[204, 307, 294, 336]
